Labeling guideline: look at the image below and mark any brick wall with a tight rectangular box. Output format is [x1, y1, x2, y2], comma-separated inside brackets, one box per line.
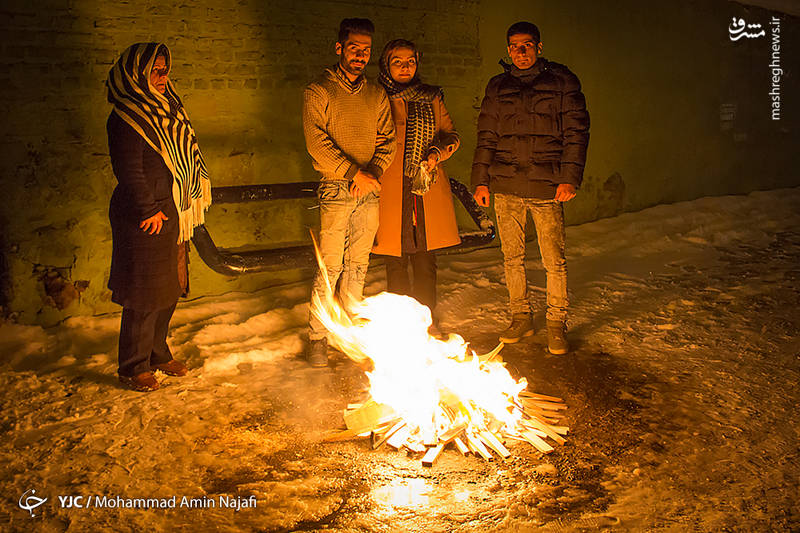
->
[0, 0, 483, 324]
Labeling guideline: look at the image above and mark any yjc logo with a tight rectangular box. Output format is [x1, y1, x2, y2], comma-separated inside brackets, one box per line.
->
[58, 495, 86, 508]
[18, 489, 48, 517]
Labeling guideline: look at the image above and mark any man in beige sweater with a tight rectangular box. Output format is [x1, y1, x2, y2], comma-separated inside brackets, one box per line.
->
[303, 17, 397, 367]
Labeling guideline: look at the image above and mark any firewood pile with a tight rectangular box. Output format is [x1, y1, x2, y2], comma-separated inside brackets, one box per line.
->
[324, 345, 568, 467]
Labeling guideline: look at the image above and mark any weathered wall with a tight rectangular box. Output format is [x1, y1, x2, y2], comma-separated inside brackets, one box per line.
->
[0, 0, 797, 324]
[0, 0, 482, 324]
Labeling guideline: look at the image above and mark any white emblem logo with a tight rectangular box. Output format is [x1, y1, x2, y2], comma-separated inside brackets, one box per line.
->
[728, 17, 765, 41]
[19, 489, 48, 517]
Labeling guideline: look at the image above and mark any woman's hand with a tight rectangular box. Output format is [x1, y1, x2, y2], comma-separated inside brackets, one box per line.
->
[140, 211, 169, 235]
[422, 151, 440, 173]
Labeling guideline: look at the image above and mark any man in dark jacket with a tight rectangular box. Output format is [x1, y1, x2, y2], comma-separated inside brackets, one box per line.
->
[472, 21, 589, 354]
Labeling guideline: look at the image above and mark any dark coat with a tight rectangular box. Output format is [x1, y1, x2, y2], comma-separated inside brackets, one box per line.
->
[471, 58, 590, 199]
[107, 111, 182, 311]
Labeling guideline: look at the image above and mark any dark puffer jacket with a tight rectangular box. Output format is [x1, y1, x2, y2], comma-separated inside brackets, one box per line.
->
[471, 58, 590, 199]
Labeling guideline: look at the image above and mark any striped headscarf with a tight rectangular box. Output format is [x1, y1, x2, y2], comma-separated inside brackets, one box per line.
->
[378, 40, 442, 184]
[106, 42, 211, 244]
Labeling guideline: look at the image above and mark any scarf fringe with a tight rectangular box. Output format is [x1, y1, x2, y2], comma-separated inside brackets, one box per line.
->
[177, 177, 212, 244]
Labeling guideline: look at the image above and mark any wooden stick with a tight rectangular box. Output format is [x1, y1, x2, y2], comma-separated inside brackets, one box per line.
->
[453, 437, 469, 455]
[519, 399, 566, 414]
[477, 342, 505, 364]
[480, 431, 511, 459]
[522, 416, 566, 445]
[520, 430, 554, 453]
[422, 444, 445, 467]
[372, 421, 406, 450]
[516, 425, 547, 439]
[466, 432, 493, 461]
[525, 400, 567, 411]
[438, 423, 468, 444]
[387, 426, 409, 449]
[519, 391, 564, 403]
[344, 400, 397, 434]
[520, 407, 560, 424]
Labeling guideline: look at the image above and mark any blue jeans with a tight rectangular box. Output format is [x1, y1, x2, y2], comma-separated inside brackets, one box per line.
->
[309, 180, 380, 340]
[494, 193, 568, 323]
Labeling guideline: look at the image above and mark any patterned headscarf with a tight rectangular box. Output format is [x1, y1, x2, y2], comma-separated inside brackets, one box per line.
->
[378, 40, 443, 182]
[106, 42, 211, 244]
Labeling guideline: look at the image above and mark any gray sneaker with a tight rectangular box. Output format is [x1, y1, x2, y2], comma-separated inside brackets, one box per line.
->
[498, 313, 534, 343]
[308, 338, 329, 367]
[547, 320, 569, 355]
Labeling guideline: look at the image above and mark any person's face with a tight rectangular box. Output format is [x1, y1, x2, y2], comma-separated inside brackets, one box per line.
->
[336, 32, 372, 77]
[149, 55, 169, 94]
[507, 33, 542, 70]
[388, 47, 417, 84]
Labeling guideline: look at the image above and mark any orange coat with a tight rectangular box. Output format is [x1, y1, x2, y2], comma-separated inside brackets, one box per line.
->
[373, 95, 461, 256]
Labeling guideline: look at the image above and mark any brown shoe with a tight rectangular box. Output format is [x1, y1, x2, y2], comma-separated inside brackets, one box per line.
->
[499, 313, 534, 344]
[307, 339, 329, 368]
[119, 371, 160, 392]
[152, 359, 188, 376]
[547, 320, 570, 355]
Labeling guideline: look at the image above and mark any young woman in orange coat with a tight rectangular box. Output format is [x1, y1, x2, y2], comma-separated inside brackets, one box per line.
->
[373, 39, 461, 330]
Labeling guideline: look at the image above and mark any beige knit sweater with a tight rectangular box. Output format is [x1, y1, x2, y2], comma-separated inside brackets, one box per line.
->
[303, 67, 397, 181]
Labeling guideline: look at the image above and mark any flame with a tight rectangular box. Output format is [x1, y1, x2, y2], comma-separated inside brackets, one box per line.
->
[310, 233, 529, 448]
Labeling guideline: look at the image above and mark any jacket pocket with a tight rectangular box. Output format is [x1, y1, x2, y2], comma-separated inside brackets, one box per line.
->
[489, 161, 516, 179]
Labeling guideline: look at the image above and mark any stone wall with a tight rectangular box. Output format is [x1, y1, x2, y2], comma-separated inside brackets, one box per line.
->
[0, 0, 797, 324]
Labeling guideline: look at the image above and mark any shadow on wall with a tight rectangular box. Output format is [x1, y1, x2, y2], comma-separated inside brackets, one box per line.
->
[596, 172, 626, 220]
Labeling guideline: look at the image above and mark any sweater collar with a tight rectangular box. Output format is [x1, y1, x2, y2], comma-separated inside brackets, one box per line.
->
[327, 64, 366, 94]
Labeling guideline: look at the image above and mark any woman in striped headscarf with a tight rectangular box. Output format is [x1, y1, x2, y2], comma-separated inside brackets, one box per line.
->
[373, 39, 461, 336]
[106, 43, 211, 391]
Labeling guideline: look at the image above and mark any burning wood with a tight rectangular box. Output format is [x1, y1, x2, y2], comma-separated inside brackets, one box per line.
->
[323, 362, 568, 465]
[310, 233, 568, 466]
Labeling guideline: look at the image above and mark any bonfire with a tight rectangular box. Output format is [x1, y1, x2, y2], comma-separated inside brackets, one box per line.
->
[311, 237, 568, 466]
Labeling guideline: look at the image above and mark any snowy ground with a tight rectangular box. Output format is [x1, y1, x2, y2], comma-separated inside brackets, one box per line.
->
[2, 188, 799, 532]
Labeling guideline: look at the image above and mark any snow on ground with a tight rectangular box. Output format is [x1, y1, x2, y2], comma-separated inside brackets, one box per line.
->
[1, 188, 799, 531]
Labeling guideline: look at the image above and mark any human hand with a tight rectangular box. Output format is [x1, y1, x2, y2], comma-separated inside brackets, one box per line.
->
[350, 169, 381, 198]
[473, 185, 490, 207]
[140, 211, 168, 235]
[554, 183, 577, 202]
[421, 151, 440, 173]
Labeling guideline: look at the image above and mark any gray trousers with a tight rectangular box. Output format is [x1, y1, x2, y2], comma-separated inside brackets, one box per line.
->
[494, 193, 568, 322]
[309, 181, 380, 340]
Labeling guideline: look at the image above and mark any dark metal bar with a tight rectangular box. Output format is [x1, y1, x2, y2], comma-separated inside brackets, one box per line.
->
[211, 182, 319, 203]
[441, 178, 496, 252]
[192, 178, 495, 276]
